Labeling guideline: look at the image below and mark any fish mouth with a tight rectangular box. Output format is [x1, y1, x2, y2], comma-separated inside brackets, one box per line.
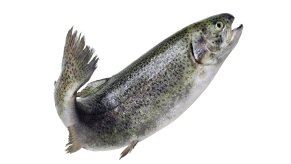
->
[217, 23, 243, 62]
[229, 24, 243, 46]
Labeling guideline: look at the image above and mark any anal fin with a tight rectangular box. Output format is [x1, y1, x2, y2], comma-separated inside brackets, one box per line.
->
[66, 126, 81, 153]
[119, 140, 139, 160]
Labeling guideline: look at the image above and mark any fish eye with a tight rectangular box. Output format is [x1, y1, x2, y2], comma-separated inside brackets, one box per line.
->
[215, 21, 224, 29]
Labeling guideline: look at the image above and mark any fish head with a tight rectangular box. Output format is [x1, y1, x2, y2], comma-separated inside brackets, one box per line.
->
[190, 13, 243, 65]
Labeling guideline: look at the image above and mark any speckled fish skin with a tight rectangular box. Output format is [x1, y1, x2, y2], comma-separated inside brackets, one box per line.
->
[54, 13, 243, 155]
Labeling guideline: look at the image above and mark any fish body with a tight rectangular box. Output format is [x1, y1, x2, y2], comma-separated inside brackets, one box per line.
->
[54, 13, 243, 157]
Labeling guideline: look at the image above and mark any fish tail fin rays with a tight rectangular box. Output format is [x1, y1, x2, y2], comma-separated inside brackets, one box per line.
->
[66, 126, 81, 153]
[54, 27, 98, 126]
[61, 27, 98, 91]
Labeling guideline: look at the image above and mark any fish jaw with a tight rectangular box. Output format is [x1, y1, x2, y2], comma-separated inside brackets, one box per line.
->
[218, 24, 243, 62]
[229, 24, 243, 51]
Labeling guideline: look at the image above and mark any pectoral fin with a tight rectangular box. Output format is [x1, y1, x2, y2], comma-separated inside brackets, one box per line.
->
[119, 140, 139, 160]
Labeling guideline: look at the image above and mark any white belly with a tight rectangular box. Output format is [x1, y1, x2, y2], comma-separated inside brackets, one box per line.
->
[150, 64, 222, 138]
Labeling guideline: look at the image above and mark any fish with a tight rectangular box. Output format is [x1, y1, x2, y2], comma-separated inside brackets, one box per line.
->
[54, 13, 243, 159]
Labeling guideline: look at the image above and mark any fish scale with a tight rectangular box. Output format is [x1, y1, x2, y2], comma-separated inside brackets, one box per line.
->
[54, 13, 243, 158]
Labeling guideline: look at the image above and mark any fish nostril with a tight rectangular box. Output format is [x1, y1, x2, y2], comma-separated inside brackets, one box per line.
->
[220, 13, 235, 23]
[226, 14, 235, 23]
[229, 15, 234, 20]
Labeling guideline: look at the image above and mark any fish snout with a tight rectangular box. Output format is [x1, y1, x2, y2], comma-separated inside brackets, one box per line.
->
[222, 13, 235, 24]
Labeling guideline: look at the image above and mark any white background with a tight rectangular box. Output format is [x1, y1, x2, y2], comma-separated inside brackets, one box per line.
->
[0, 0, 290, 163]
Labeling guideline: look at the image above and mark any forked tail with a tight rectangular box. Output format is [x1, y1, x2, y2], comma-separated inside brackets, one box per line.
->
[54, 27, 98, 127]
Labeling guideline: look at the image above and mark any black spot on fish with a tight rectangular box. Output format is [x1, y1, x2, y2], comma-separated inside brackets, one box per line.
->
[202, 28, 207, 34]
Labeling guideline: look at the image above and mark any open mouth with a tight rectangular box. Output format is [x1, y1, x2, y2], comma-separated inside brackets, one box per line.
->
[219, 23, 243, 58]
[230, 24, 243, 44]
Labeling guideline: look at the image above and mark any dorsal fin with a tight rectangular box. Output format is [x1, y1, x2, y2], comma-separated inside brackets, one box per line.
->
[77, 78, 109, 98]
[66, 126, 81, 153]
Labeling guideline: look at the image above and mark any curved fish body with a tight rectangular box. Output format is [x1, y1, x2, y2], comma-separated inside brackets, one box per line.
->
[54, 13, 243, 157]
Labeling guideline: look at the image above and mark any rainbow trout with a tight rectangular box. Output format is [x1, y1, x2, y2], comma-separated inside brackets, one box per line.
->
[54, 13, 243, 159]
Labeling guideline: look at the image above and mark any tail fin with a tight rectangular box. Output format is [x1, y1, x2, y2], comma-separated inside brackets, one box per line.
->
[62, 27, 98, 88]
[54, 27, 98, 127]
